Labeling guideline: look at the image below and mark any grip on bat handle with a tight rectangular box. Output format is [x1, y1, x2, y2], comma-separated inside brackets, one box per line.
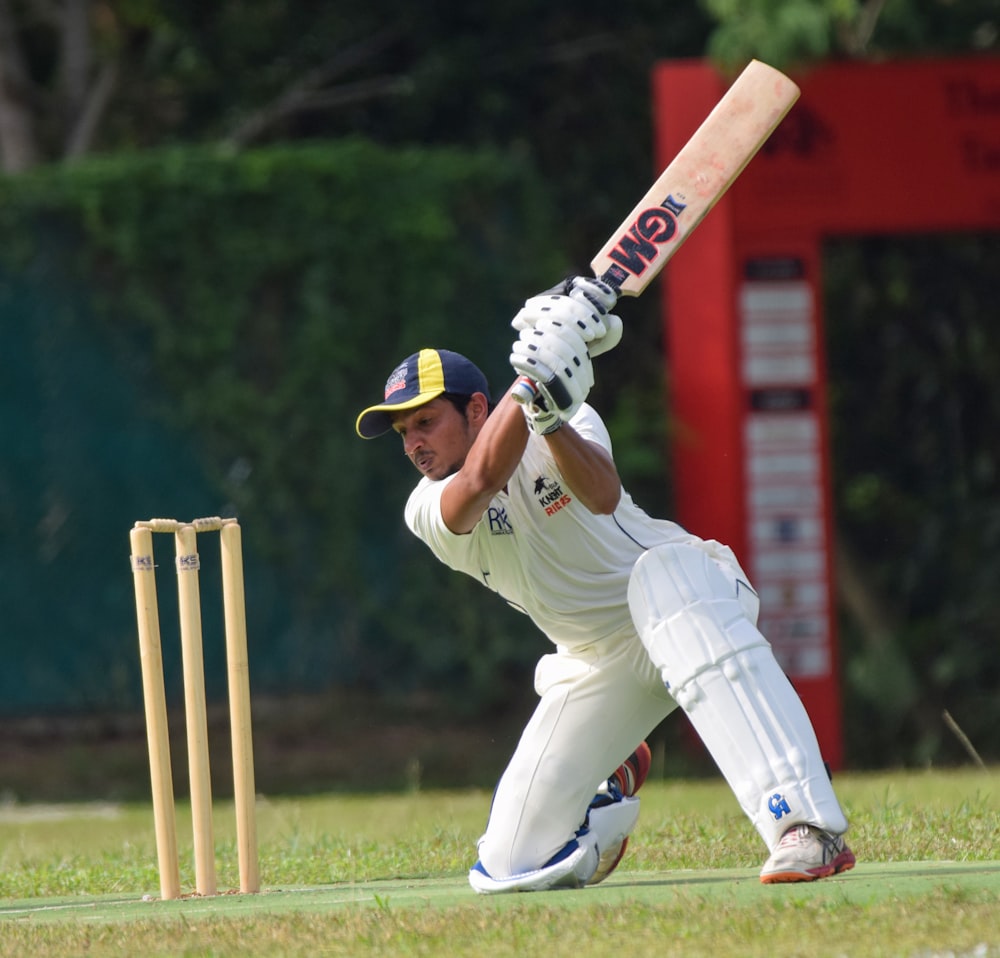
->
[511, 373, 574, 412]
[511, 376, 540, 406]
[596, 269, 623, 298]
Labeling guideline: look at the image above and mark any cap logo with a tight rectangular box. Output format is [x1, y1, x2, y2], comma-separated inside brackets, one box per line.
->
[384, 363, 409, 399]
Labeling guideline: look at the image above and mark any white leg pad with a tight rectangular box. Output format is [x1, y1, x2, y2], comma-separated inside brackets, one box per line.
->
[468, 831, 599, 894]
[627, 544, 848, 849]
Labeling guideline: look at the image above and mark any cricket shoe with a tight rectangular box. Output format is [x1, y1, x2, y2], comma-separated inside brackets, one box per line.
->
[759, 824, 856, 884]
[587, 741, 652, 885]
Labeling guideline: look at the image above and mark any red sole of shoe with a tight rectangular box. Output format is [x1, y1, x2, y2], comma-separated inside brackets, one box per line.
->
[588, 838, 629, 886]
[760, 850, 856, 885]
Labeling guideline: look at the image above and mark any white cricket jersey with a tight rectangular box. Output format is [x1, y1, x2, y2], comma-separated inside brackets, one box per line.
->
[404, 403, 703, 649]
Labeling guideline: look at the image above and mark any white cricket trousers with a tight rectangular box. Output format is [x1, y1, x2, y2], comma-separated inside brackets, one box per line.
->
[476, 628, 677, 879]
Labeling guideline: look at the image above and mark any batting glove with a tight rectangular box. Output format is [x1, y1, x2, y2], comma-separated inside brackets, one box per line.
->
[519, 393, 564, 436]
[510, 319, 594, 418]
[511, 276, 622, 357]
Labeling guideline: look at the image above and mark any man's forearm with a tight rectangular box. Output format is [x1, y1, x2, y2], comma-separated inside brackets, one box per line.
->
[439, 387, 529, 534]
[544, 425, 621, 515]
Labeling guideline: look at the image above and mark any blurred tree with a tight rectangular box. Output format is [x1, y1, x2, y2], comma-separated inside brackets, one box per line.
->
[0, 0, 124, 170]
[826, 235, 1000, 765]
[1, 1, 995, 174]
[0, 2, 710, 173]
[703, 0, 997, 67]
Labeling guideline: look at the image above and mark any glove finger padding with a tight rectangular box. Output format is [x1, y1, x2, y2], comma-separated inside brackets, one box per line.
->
[511, 321, 592, 384]
[567, 276, 618, 315]
[587, 312, 623, 358]
[510, 324, 593, 414]
[510, 341, 556, 401]
[533, 334, 594, 403]
[511, 292, 608, 346]
[568, 277, 621, 356]
[529, 315, 592, 357]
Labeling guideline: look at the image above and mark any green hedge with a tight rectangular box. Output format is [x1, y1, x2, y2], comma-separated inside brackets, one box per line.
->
[0, 140, 566, 714]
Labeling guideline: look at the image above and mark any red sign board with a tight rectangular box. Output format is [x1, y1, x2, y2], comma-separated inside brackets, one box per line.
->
[653, 56, 1000, 768]
[734, 57, 1000, 234]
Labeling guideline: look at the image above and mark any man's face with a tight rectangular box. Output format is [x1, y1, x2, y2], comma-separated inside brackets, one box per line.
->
[391, 397, 475, 480]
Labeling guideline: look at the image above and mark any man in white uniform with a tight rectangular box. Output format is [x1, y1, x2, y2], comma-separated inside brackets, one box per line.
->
[355, 277, 855, 892]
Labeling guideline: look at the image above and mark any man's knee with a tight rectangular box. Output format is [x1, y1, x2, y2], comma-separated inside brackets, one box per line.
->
[470, 796, 640, 894]
[470, 832, 599, 894]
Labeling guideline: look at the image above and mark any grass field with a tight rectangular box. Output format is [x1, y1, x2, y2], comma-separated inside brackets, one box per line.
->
[1, 768, 997, 957]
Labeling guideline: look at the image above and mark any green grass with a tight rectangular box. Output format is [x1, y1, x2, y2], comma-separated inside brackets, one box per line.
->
[1, 769, 998, 957]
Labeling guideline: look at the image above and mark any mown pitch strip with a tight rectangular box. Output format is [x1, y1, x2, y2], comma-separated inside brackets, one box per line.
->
[2, 861, 997, 925]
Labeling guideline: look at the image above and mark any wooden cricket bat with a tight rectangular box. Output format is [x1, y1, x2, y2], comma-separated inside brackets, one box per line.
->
[513, 59, 799, 406]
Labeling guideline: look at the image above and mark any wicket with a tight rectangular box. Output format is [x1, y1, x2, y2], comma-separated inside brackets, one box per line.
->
[130, 516, 259, 900]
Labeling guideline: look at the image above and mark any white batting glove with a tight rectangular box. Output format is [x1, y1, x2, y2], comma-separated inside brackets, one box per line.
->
[570, 278, 623, 357]
[566, 275, 618, 313]
[510, 319, 594, 417]
[511, 276, 622, 357]
[519, 394, 564, 436]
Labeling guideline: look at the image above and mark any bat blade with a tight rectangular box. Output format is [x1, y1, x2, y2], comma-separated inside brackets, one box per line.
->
[592, 59, 799, 296]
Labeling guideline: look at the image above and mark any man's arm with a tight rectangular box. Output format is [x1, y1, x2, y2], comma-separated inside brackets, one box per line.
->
[441, 393, 622, 537]
[439, 389, 529, 535]
[543, 424, 621, 515]
[440, 280, 623, 533]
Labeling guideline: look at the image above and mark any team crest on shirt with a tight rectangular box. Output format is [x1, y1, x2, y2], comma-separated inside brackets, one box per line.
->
[533, 475, 572, 516]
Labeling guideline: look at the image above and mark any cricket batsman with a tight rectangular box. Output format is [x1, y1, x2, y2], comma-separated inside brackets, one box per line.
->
[355, 276, 855, 892]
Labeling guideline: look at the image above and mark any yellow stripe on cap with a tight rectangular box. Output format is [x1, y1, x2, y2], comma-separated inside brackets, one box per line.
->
[354, 348, 450, 439]
[417, 348, 445, 395]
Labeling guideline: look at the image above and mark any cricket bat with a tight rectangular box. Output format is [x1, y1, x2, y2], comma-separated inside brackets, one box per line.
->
[513, 59, 799, 407]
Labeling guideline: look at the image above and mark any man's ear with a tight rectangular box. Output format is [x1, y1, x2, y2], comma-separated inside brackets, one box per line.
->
[466, 392, 490, 428]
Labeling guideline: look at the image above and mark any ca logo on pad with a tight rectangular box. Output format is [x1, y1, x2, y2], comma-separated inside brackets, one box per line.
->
[768, 793, 792, 820]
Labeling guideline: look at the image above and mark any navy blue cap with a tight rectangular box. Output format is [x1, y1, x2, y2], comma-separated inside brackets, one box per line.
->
[355, 348, 490, 438]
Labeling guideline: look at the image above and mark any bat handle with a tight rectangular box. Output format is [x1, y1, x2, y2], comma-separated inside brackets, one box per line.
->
[596, 269, 623, 298]
[511, 373, 575, 410]
[511, 376, 540, 406]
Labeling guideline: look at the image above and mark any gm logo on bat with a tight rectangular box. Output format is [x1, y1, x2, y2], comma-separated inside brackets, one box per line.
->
[603, 194, 687, 287]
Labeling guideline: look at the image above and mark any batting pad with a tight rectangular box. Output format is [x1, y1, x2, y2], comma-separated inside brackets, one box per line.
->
[627, 544, 848, 849]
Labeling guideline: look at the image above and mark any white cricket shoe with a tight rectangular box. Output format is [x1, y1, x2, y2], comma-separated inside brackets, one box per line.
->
[587, 741, 651, 885]
[759, 824, 856, 884]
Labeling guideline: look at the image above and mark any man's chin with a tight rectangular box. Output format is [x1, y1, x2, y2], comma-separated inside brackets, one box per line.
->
[423, 463, 459, 481]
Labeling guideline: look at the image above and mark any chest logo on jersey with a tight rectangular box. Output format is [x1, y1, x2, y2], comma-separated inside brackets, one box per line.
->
[533, 475, 573, 517]
[487, 505, 513, 535]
